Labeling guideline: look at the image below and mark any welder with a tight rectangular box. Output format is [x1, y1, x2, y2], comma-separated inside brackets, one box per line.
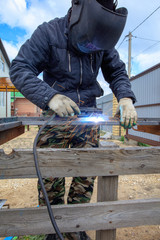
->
[10, 0, 137, 239]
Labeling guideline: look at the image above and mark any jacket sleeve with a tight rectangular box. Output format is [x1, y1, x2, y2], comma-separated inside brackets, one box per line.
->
[9, 22, 58, 110]
[101, 48, 137, 103]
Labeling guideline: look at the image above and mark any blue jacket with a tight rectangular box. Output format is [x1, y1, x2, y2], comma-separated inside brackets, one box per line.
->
[9, 13, 136, 110]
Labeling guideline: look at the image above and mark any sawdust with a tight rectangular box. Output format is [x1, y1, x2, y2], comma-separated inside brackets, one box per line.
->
[0, 127, 160, 240]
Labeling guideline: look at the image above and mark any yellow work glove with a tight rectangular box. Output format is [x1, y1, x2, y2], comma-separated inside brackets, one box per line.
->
[115, 98, 137, 129]
[48, 94, 80, 117]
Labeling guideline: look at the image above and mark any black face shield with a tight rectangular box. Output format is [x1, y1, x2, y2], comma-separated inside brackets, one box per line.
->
[68, 0, 128, 53]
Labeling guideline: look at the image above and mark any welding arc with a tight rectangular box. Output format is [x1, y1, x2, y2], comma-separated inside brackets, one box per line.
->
[33, 114, 64, 240]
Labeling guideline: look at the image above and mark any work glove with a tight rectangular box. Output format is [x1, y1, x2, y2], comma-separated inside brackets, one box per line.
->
[115, 98, 137, 129]
[48, 94, 80, 117]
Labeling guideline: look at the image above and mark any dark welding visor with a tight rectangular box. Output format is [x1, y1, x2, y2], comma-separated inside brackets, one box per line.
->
[68, 0, 128, 53]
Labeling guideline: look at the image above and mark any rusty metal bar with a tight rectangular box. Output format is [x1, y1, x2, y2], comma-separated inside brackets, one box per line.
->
[0, 126, 25, 145]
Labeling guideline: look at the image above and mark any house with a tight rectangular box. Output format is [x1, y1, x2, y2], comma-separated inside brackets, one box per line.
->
[0, 38, 41, 117]
[11, 92, 41, 117]
[0, 38, 11, 117]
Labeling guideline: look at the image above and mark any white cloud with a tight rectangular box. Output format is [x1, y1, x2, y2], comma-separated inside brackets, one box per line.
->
[136, 51, 160, 71]
[3, 40, 20, 60]
[1, 0, 160, 77]
[116, 0, 160, 74]
[0, 0, 71, 60]
[0, 0, 70, 35]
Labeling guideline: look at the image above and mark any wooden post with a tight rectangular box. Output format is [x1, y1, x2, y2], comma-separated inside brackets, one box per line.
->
[96, 176, 118, 240]
[6, 86, 8, 117]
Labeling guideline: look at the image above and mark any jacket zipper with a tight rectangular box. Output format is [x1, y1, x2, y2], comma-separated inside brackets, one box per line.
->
[77, 58, 83, 104]
[90, 54, 94, 73]
[68, 51, 71, 72]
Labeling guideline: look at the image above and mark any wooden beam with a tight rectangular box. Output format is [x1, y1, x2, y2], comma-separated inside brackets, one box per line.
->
[133, 125, 160, 136]
[0, 126, 25, 145]
[0, 147, 160, 179]
[126, 134, 160, 146]
[96, 176, 118, 240]
[0, 199, 160, 237]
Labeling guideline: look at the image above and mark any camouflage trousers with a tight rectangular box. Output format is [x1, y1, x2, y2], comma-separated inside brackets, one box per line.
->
[37, 110, 99, 206]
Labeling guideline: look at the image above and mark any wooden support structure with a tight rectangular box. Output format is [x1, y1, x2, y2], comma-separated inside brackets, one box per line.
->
[96, 176, 118, 240]
[0, 117, 160, 239]
[0, 199, 160, 237]
[0, 146, 160, 239]
[0, 147, 160, 179]
[132, 125, 160, 136]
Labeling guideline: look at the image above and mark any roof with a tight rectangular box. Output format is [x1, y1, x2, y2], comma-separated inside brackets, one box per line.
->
[130, 63, 160, 81]
[0, 77, 18, 92]
[0, 39, 10, 68]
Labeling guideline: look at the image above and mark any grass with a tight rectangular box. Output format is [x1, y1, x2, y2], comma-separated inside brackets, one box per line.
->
[18, 235, 45, 240]
[120, 136, 125, 143]
[137, 142, 150, 147]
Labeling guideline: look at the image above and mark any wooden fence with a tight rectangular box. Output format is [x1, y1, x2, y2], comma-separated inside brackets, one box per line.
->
[0, 146, 160, 240]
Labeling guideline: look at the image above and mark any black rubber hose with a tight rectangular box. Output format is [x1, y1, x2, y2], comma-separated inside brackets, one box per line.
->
[33, 114, 64, 240]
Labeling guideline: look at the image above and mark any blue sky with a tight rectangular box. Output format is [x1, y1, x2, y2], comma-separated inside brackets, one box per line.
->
[0, 0, 160, 95]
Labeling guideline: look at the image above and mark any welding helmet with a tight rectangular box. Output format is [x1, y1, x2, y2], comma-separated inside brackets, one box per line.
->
[68, 0, 128, 53]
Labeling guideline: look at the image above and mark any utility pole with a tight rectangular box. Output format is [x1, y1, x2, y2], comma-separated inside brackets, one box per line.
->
[126, 32, 132, 78]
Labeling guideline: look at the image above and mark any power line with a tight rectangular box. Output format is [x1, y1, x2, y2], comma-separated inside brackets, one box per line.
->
[131, 5, 160, 33]
[117, 36, 127, 49]
[132, 41, 160, 59]
[133, 36, 160, 42]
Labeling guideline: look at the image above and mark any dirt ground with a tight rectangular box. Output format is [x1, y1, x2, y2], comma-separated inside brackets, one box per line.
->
[0, 127, 160, 240]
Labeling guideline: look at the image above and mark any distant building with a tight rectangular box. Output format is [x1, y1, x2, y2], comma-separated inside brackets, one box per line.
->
[128, 63, 160, 145]
[0, 38, 11, 117]
[11, 92, 41, 117]
[97, 93, 113, 132]
[97, 63, 160, 144]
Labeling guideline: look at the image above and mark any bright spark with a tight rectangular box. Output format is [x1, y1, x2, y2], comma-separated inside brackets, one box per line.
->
[79, 115, 108, 123]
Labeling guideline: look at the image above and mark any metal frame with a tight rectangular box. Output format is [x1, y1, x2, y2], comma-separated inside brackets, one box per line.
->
[0, 116, 159, 146]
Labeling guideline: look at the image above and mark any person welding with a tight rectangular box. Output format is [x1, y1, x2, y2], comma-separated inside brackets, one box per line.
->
[10, 0, 137, 239]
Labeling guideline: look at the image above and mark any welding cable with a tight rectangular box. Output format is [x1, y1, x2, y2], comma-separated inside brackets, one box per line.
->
[33, 114, 64, 240]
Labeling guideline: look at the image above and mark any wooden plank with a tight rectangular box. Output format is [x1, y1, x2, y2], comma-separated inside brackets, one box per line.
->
[133, 125, 160, 135]
[0, 126, 25, 145]
[0, 147, 160, 179]
[96, 176, 118, 240]
[126, 134, 160, 146]
[0, 199, 160, 237]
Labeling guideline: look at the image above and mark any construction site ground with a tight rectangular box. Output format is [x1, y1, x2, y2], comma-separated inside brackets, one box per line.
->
[0, 126, 160, 240]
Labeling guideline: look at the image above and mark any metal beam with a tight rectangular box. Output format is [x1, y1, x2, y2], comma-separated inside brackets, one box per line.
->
[0, 121, 22, 131]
